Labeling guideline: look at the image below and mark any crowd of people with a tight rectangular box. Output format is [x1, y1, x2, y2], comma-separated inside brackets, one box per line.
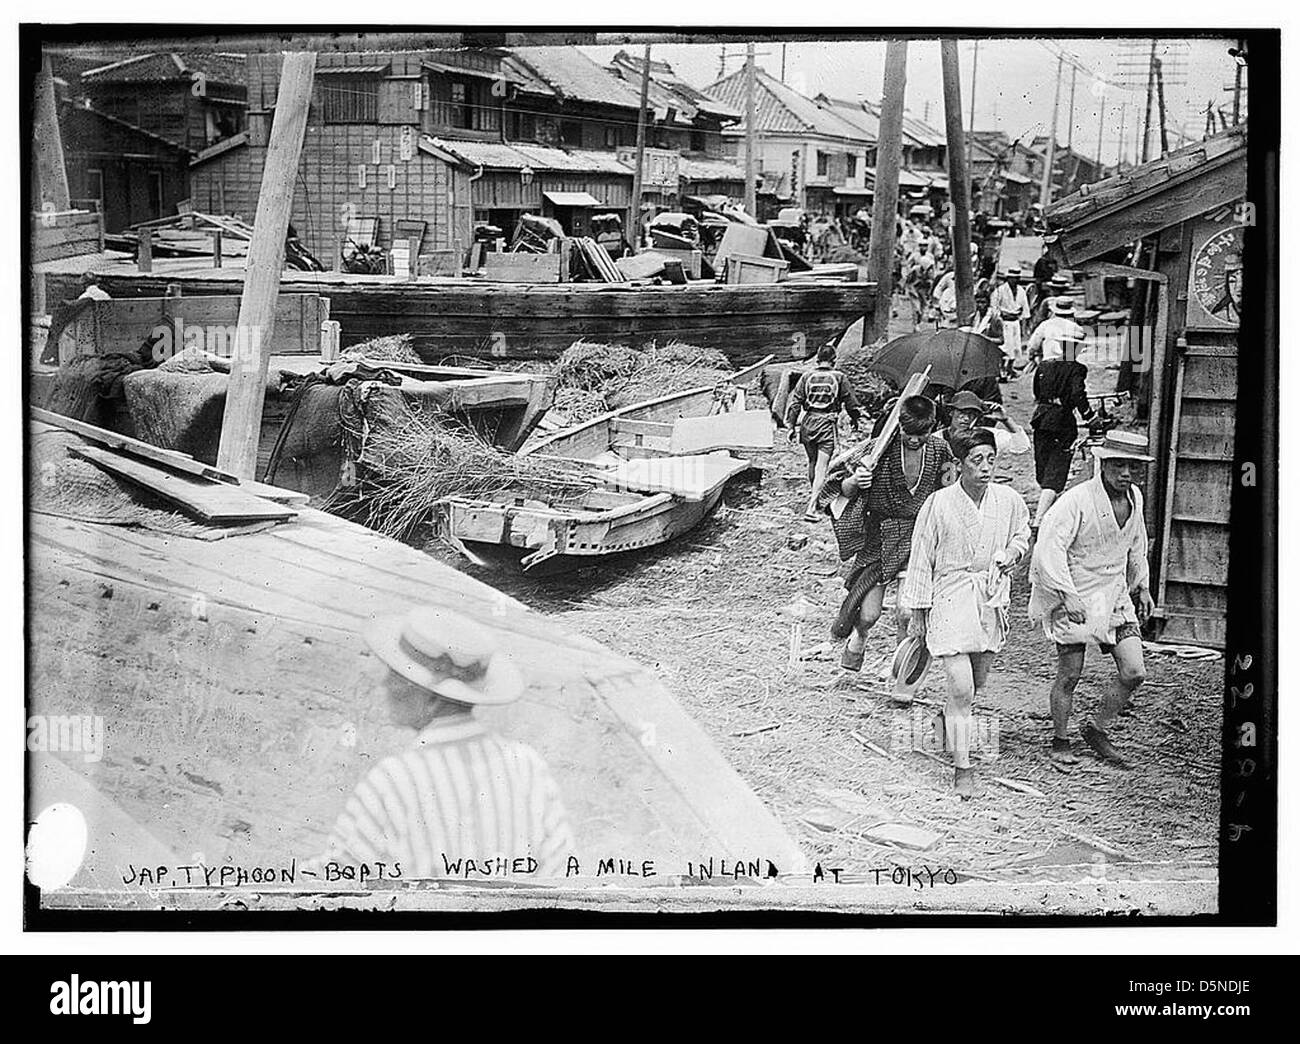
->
[784, 294, 1150, 798]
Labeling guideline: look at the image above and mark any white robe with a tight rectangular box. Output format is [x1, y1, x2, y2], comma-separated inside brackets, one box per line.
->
[990, 283, 1031, 362]
[899, 482, 1031, 657]
[1028, 472, 1150, 646]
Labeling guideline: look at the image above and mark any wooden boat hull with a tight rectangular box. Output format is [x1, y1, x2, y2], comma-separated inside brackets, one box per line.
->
[28, 498, 805, 894]
[50, 260, 877, 366]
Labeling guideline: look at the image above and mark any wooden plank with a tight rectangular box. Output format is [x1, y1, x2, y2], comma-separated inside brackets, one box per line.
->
[596, 452, 749, 502]
[611, 419, 674, 438]
[714, 224, 769, 266]
[70, 446, 298, 523]
[482, 252, 563, 284]
[1156, 348, 1186, 608]
[670, 409, 775, 454]
[32, 407, 241, 485]
[217, 51, 316, 480]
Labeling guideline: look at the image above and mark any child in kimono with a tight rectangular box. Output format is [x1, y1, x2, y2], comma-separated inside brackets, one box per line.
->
[1029, 430, 1155, 768]
[900, 428, 1031, 797]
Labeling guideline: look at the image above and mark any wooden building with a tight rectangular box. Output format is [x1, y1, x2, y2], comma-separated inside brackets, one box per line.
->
[1046, 122, 1248, 648]
[79, 52, 247, 155]
[58, 102, 192, 232]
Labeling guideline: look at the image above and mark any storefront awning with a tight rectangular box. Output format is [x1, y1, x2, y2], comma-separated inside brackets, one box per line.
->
[543, 191, 603, 207]
[833, 186, 874, 196]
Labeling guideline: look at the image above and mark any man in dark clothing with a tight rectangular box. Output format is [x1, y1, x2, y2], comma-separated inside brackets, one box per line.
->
[1031, 337, 1095, 528]
[786, 343, 862, 522]
[1032, 246, 1058, 309]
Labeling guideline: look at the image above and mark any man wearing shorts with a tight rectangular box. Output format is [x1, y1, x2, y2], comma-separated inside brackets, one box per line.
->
[786, 343, 862, 522]
[1029, 431, 1155, 768]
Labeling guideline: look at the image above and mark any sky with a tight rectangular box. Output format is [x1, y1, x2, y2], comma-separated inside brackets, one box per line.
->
[583, 35, 1245, 166]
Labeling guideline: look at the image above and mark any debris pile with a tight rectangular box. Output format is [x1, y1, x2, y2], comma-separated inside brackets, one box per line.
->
[550, 339, 734, 423]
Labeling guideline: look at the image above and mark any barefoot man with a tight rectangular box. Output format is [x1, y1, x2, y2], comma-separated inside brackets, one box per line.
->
[900, 429, 1031, 796]
[1029, 430, 1156, 768]
[786, 343, 863, 523]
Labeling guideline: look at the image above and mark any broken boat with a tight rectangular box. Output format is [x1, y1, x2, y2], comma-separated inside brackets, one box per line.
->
[437, 359, 774, 572]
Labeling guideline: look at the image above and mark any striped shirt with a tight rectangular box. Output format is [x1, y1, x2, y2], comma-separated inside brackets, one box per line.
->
[322, 715, 575, 879]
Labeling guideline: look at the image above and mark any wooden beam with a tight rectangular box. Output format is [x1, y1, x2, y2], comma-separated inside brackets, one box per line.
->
[32, 54, 70, 212]
[867, 40, 908, 343]
[216, 51, 316, 480]
[629, 44, 651, 253]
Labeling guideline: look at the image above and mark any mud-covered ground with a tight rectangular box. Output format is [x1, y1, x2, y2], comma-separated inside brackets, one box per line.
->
[427, 294, 1223, 893]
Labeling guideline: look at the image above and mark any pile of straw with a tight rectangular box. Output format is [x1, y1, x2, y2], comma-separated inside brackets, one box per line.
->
[341, 333, 422, 364]
[836, 343, 898, 419]
[554, 340, 643, 393]
[341, 409, 596, 542]
[553, 339, 734, 415]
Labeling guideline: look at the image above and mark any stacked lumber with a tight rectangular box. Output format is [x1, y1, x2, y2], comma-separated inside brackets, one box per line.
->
[572, 237, 627, 283]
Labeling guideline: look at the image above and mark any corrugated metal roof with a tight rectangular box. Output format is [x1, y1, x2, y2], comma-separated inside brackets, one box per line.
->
[507, 46, 644, 110]
[707, 69, 871, 142]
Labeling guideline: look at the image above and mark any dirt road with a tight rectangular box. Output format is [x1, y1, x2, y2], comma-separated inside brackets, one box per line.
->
[428, 295, 1222, 897]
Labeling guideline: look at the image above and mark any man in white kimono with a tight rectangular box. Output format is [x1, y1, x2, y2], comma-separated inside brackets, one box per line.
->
[990, 267, 1031, 380]
[1029, 430, 1156, 768]
[900, 428, 1031, 797]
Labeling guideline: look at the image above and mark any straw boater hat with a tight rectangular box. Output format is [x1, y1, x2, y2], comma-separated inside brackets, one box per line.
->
[1048, 271, 1072, 288]
[890, 636, 933, 702]
[1004, 266, 1022, 278]
[1051, 296, 1076, 316]
[365, 607, 524, 706]
[1092, 430, 1155, 463]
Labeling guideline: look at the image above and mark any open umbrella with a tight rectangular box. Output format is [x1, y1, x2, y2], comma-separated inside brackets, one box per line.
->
[868, 328, 1005, 392]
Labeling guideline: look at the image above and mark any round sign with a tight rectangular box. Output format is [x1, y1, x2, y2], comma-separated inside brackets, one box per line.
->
[1190, 226, 1244, 326]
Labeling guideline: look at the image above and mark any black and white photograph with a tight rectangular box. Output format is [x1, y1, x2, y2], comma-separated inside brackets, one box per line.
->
[14, 14, 1281, 956]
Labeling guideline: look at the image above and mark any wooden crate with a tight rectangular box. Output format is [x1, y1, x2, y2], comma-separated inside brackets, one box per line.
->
[648, 248, 702, 279]
[482, 250, 567, 284]
[725, 253, 789, 285]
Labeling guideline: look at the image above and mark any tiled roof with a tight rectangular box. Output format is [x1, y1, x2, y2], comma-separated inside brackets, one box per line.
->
[424, 136, 634, 175]
[608, 51, 740, 122]
[506, 46, 644, 110]
[1044, 122, 1246, 229]
[708, 69, 870, 142]
[82, 52, 246, 87]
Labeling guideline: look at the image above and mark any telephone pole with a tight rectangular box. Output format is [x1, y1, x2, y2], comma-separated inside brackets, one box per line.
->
[1039, 53, 1063, 208]
[744, 42, 757, 217]
[967, 41, 979, 189]
[1141, 39, 1157, 163]
[629, 44, 651, 253]
[867, 40, 908, 342]
[941, 40, 975, 326]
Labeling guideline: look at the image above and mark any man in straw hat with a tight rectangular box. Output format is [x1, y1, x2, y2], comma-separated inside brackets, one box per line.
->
[315, 606, 575, 878]
[1027, 297, 1095, 529]
[1029, 430, 1155, 769]
[900, 428, 1031, 797]
[989, 266, 1031, 380]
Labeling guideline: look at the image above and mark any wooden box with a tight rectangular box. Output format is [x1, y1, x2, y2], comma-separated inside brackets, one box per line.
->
[725, 253, 789, 285]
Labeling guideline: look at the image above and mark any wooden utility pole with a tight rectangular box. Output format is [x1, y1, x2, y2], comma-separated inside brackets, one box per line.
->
[1066, 64, 1077, 150]
[1095, 88, 1106, 165]
[1232, 37, 1244, 123]
[1039, 54, 1063, 208]
[1141, 39, 1158, 163]
[1155, 59, 1169, 156]
[32, 54, 70, 212]
[629, 44, 651, 253]
[744, 42, 757, 217]
[967, 41, 979, 193]
[940, 40, 974, 327]
[867, 39, 908, 343]
[1117, 102, 1127, 168]
[216, 52, 316, 480]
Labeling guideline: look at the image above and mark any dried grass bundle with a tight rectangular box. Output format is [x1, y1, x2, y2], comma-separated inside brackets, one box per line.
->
[554, 340, 643, 393]
[341, 333, 422, 364]
[836, 343, 898, 418]
[345, 410, 596, 542]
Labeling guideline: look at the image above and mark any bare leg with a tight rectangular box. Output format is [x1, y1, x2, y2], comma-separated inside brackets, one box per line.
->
[940, 654, 976, 771]
[1095, 636, 1146, 731]
[846, 584, 886, 653]
[1050, 646, 1085, 742]
[806, 448, 832, 516]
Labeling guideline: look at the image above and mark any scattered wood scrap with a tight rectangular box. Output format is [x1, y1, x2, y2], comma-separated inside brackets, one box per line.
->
[989, 777, 1048, 798]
